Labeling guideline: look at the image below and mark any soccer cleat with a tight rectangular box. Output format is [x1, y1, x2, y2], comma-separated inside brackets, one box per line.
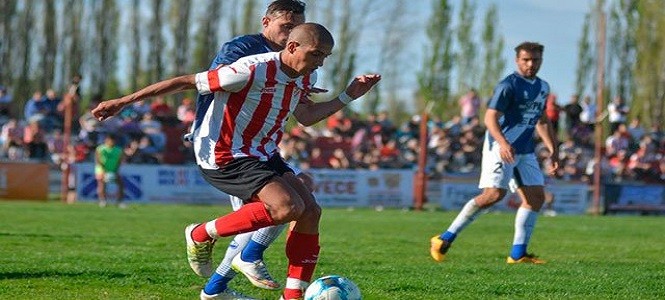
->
[200, 288, 257, 300]
[430, 235, 451, 262]
[185, 223, 215, 277]
[506, 253, 546, 264]
[231, 253, 281, 290]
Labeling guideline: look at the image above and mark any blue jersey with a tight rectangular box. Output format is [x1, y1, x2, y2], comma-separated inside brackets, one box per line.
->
[194, 34, 275, 132]
[486, 72, 550, 154]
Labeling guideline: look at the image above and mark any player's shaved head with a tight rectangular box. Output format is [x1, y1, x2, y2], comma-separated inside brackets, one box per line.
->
[288, 23, 334, 48]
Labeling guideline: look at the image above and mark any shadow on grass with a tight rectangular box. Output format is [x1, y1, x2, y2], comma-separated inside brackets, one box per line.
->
[0, 270, 130, 280]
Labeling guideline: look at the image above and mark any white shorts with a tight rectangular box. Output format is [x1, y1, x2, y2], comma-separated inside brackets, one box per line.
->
[229, 163, 303, 211]
[479, 140, 544, 190]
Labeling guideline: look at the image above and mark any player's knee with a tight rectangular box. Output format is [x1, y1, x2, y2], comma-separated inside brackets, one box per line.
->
[275, 197, 306, 222]
[477, 189, 507, 207]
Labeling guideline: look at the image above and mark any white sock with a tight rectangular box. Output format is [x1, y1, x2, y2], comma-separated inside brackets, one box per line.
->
[513, 207, 538, 246]
[447, 199, 482, 234]
[252, 223, 287, 246]
[215, 232, 252, 276]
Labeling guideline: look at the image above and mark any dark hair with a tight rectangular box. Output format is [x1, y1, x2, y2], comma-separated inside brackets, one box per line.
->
[266, 0, 306, 16]
[514, 42, 544, 56]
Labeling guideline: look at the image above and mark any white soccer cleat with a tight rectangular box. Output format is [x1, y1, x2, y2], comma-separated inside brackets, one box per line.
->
[185, 223, 215, 277]
[231, 253, 281, 290]
[200, 288, 257, 300]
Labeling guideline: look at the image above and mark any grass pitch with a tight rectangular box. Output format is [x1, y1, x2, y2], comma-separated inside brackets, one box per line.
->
[1, 201, 664, 299]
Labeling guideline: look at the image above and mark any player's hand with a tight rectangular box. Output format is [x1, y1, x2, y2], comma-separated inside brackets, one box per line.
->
[345, 74, 381, 99]
[545, 150, 560, 175]
[499, 143, 515, 164]
[92, 98, 126, 121]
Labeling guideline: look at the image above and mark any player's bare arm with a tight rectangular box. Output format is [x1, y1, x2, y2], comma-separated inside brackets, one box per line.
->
[484, 108, 515, 164]
[293, 74, 380, 126]
[92, 74, 196, 121]
[535, 113, 560, 175]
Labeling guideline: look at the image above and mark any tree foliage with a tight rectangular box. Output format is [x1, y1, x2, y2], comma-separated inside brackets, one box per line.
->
[417, 0, 454, 117]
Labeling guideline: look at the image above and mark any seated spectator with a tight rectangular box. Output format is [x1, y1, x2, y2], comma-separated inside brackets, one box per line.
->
[46, 129, 66, 165]
[150, 96, 173, 119]
[1, 118, 24, 159]
[328, 148, 350, 169]
[176, 97, 195, 126]
[23, 120, 48, 161]
[308, 147, 328, 169]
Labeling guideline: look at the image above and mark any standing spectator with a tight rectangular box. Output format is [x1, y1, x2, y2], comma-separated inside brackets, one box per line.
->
[459, 89, 481, 125]
[608, 95, 629, 134]
[42, 89, 63, 130]
[95, 134, 125, 208]
[563, 94, 582, 132]
[0, 86, 12, 125]
[579, 95, 597, 130]
[545, 93, 561, 136]
[24, 91, 47, 123]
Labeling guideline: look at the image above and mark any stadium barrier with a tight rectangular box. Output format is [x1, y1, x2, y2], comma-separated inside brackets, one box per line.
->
[434, 178, 590, 214]
[0, 161, 49, 201]
[604, 183, 665, 214]
[73, 163, 414, 207]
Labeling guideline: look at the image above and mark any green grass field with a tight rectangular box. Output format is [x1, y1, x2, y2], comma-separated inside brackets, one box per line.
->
[1, 201, 664, 300]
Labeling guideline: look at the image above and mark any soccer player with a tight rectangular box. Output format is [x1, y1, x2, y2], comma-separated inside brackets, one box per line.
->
[94, 134, 125, 208]
[430, 42, 559, 264]
[92, 23, 381, 300]
[187, 1, 319, 297]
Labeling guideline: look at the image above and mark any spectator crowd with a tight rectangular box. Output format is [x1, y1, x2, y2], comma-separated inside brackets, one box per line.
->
[1, 83, 664, 185]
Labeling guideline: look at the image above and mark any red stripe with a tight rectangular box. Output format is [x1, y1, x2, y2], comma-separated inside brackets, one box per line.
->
[258, 81, 295, 155]
[239, 61, 277, 157]
[207, 69, 221, 92]
[214, 65, 255, 166]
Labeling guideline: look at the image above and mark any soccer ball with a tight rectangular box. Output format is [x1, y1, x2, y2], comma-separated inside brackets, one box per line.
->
[304, 275, 361, 300]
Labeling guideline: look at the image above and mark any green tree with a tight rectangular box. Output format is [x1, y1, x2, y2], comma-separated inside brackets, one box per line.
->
[455, 0, 478, 93]
[479, 3, 505, 100]
[608, 0, 637, 102]
[575, 12, 594, 98]
[128, 0, 143, 92]
[13, 1, 36, 115]
[633, 0, 665, 125]
[148, 0, 166, 82]
[41, 0, 57, 90]
[192, 0, 223, 70]
[417, 0, 454, 118]
[0, 0, 18, 85]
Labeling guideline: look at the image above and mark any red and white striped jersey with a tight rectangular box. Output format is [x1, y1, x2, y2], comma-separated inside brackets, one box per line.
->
[193, 52, 316, 169]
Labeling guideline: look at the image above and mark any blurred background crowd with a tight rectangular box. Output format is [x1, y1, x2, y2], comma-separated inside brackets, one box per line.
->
[0, 84, 664, 185]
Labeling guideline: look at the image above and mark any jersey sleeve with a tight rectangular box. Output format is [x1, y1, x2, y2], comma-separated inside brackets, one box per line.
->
[487, 81, 513, 113]
[195, 66, 251, 95]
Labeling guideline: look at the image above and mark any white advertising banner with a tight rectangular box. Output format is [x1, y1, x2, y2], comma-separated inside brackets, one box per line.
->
[75, 163, 414, 208]
[437, 178, 590, 214]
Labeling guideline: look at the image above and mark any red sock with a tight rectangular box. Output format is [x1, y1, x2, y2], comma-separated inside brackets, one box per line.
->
[191, 202, 275, 242]
[283, 231, 320, 299]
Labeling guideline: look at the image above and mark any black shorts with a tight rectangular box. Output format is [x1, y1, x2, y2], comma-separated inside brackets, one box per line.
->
[199, 155, 294, 201]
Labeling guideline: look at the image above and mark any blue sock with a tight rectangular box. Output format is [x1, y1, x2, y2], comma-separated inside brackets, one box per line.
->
[204, 272, 231, 295]
[510, 244, 527, 260]
[440, 231, 457, 243]
[240, 239, 268, 262]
